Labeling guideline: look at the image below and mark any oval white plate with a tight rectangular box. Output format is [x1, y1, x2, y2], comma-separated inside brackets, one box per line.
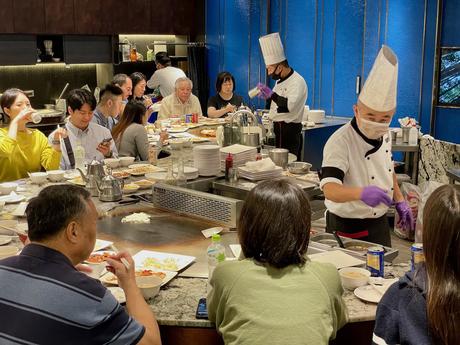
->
[128, 163, 152, 169]
[354, 285, 382, 304]
[0, 194, 26, 204]
[0, 235, 13, 245]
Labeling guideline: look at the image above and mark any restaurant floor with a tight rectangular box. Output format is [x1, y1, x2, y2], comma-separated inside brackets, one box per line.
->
[311, 200, 413, 265]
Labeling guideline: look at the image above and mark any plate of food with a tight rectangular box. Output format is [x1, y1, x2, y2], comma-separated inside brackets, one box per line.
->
[190, 137, 210, 143]
[100, 269, 177, 287]
[85, 251, 116, 264]
[123, 183, 140, 194]
[133, 179, 155, 189]
[112, 171, 130, 179]
[126, 165, 165, 176]
[133, 250, 195, 272]
[200, 129, 216, 138]
[64, 171, 81, 180]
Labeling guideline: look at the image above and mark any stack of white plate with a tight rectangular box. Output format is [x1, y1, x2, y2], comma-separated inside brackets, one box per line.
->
[193, 145, 221, 176]
[237, 166, 284, 181]
[220, 144, 258, 171]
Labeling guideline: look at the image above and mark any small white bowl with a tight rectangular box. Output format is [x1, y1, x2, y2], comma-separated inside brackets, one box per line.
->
[47, 170, 65, 182]
[135, 275, 162, 300]
[0, 245, 19, 259]
[119, 156, 135, 167]
[29, 172, 48, 184]
[104, 158, 121, 169]
[339, 267, 371, 290]
[0, 182, 18, 195]
[85, 262, 106, 279]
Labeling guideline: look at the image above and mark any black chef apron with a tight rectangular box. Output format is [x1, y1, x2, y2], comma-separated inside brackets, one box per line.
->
[274, 121, 302, 159]
[326, 211, 391, 247]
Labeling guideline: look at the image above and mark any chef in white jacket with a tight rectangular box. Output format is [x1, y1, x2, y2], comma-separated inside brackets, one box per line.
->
[319, 45, 413, 246]
[257, 33, 307, 158]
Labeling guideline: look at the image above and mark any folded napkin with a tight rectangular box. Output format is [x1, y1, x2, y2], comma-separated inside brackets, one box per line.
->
[244, 158, 276, 172]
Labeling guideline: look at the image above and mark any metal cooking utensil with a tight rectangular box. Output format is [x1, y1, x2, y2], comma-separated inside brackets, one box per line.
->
[333, 231, 345, 248]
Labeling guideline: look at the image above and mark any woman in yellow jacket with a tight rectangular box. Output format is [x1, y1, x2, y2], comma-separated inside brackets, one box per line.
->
[0, 88, 66, 182]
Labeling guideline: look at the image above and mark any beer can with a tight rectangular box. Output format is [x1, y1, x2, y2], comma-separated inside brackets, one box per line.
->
[411, 243, 424, 271]
[185, 114, 192, 123]
[366, 246, 384, 277]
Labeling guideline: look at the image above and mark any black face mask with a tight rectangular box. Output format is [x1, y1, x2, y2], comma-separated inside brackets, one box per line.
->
[269, 64, 282, 80]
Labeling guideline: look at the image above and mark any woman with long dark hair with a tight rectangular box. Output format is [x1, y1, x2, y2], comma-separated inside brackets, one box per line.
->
[373, 184, 460, 345]
[207, 179, 347, 345]
[112, 101, 149, 161]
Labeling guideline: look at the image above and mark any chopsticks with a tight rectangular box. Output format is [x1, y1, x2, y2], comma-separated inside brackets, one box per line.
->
[110, 244, 130, 270]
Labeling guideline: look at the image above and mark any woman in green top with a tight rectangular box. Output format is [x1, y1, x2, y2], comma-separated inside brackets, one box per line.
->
[207, 179, 347, 345]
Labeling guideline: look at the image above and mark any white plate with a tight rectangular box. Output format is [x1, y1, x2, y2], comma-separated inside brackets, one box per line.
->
[133, 250, 195, 272]
[0, 194, 26, 204]
[93, 239, 113, 252]
[128, 163, 152, 169]
[167, 127, 188, 133]
[0, 235, 13, 245]
[100, 269, 177, 287]
[107, 287, 126, 304]
[64, 171, 81, 180]
[354, 285, 382, 304]
[68, 178, 86, 186]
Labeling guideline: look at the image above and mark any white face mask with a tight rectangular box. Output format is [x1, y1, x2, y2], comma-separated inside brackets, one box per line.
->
[357, 116, 390, 139]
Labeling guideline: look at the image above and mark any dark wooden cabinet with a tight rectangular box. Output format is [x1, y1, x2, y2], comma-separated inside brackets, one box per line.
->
[114, 0, 151, 34]
[0, 0, 14, 33]
[0, 0, 204, 35]
[13, 0, 46, 33]
[45, 0, 75, 33]
[73, 0, 115, 34]
[0, 35, 36, 65]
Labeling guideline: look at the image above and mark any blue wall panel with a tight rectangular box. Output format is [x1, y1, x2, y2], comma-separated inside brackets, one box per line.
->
[318, 0, 335, 114]
[363, 0, 383, 78]
[441, 0, 460, 47]
[386, 0, 425, 126]
[419, 0, 438, 134]
[284, 0, 316, 107]
[434, 108, 460, 143]
[333, 0, 365, 117]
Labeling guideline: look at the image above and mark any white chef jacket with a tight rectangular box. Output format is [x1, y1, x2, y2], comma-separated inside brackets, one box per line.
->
[48, 121, 117, 170]
[268, 70, 307, 123]
[320, 118, 394, 219]
[146, 66, 186, 97]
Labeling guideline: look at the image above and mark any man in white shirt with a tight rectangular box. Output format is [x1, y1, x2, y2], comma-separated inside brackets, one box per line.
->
[157, 77, 202, 121]
[256, 33, 308, 158]
[147, 52, 186, 98]
[49, 89, 117, 170]
[319, 45, 413, 246]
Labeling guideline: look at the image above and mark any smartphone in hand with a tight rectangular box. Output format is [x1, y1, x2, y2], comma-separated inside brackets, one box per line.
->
[100, 137, 112, 145]
[196, 298, 208, 319]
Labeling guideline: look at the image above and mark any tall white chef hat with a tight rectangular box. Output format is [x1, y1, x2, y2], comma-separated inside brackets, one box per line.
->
[358, 45, 398, 112]
[259, 32, 286, 66]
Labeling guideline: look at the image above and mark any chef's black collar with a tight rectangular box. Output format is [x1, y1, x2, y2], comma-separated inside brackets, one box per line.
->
[351, 117, 383, 157]
[279, 68, 294, 83]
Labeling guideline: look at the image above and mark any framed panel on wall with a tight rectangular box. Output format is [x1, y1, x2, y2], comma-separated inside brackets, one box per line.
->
[437, 47, 460, 107]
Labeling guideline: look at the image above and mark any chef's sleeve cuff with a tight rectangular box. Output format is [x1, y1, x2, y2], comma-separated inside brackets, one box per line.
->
[271, 92, 289, 112]
[319, 166, 345, 181]
[319, 177, 343, 190]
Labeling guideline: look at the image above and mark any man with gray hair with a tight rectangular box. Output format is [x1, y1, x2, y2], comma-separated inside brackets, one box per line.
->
[157, 77, 202, 121]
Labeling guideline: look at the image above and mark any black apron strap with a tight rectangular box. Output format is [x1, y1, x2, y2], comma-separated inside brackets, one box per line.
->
[63, 136, 75, 169]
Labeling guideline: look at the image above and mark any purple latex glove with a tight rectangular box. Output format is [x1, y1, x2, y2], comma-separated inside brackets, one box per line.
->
[256, 82, 273, 100]
[360, 186, 392, 207]
[395, 200, 414, 232]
